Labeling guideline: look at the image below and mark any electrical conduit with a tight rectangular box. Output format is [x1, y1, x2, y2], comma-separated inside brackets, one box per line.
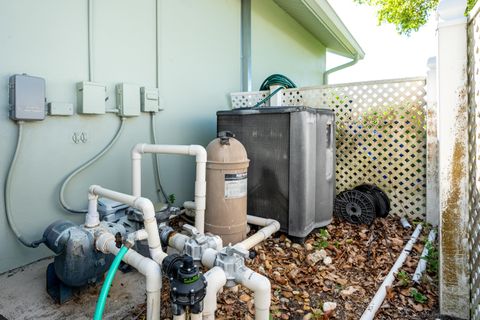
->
[131, 144, 207, 233]
[4, 121, 45, 248]
[59, 117, 125, 214]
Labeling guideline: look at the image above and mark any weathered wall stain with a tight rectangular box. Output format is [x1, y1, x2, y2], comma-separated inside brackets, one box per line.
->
[440, 85, 469, 316]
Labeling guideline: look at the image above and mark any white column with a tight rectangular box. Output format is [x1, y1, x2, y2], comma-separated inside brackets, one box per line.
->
[436, 0, 469, 318]
[426, 57, 439, 226]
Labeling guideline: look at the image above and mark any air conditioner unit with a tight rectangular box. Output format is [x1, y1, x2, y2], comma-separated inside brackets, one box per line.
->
[217, 106, 335, 241]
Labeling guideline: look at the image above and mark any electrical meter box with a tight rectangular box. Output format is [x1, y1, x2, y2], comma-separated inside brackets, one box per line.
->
[76, 82, 106, 114]
[116, 83, 140, 116]
[9, 74, 46, 121]
[140, 87, 159, 112]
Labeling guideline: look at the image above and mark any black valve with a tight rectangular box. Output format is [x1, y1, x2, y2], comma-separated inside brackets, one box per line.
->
[218, 131, 235, 145]
[162, 254, 207, 316]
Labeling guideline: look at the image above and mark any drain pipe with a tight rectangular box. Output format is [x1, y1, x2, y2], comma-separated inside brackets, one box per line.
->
[323, 54, 359, 84]
[412, 229, 436, 283]
[96, 232, 161, 320]
[88, 185, 167, 263]
[360, 224, 423, 320]
[131, 144, 207, 233]
[203, 267, 227, 320]
[235, 215, 280, 250]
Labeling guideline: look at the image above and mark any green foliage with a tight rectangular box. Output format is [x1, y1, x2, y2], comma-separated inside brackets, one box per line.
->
[422, 240, 439, 276]
[410, 288, 428, 304]
[354, 0, 478, 35]
[314, 229, 330, 249]
[168, 194, 176, 205]
[396, 269, 410, 286]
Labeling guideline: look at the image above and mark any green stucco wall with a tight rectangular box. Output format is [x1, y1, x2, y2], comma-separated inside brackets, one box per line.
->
[0, 0, 326, 273]
[252, 0, 327, 89]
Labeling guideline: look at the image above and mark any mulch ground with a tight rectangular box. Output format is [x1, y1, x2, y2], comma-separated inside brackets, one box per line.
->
[125, 216, 438, 320]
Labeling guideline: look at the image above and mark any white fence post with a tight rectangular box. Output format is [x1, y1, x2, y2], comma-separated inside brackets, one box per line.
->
[436, 0, 469, 318]
[426, 57, 439, 226]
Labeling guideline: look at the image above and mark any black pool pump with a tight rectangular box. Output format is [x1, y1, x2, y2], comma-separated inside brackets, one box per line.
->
[162, 254, 207, 316]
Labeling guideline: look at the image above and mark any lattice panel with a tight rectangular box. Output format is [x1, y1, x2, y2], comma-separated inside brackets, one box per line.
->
[231, 78, 427, 220]
[468, 9, 480, 320]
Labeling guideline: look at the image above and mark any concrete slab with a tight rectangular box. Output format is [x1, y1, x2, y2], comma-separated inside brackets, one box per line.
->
[0, 258, 146, 320]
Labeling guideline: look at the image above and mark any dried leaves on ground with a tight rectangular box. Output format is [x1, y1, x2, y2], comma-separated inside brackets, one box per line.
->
[132, 216, 438, 320]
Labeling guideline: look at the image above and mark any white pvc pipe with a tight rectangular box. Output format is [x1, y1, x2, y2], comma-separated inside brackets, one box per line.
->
[235, 215, 280, 250]
[201, 248, 217, 269]
[236, 267, 271, 320]
[168, 232, 190, 252]
[96, 232, 161, 320]
[360, 224, 423, 320]
[413, 229, 437, 283]
[85, 193, 100, 228]
[203, 267, 227, 320]
[88, 185, 167, 264]
[131, 144, 207, 233]
[191, 313, 203, 320]
[400, 216, 412, 229]
[127, 229, 149, 244]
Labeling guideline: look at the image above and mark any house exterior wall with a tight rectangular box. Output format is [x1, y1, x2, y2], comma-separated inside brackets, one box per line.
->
[252, 0, 327, 89]
[0, 0, 327, 273]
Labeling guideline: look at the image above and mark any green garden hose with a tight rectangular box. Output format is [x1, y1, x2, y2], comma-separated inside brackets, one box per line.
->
[252, 74, 297, 108]
[93, 245, 129, 320]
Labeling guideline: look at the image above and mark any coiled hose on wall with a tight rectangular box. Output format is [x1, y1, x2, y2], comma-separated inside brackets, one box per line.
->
[59, 117, 126, 214]
[4, 121, 45, 248]
[252, 74, 297, 108]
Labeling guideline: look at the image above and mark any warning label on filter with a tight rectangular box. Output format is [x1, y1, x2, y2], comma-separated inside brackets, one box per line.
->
[224, 173, 248, 199]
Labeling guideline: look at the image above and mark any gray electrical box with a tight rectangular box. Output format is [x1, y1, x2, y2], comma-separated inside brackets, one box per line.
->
[76, 82, 106, 114]
[116, 83, 140, 116]
[9, 74, 46, 121]
[140, 87, 160, 112]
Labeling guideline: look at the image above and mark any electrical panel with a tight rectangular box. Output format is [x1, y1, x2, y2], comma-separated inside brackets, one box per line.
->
[9, 74, 46, 121]
[140, 87, 160, 112]
[116, 83, 140, 117]
[76, 82, 106, 114]
[48, 102, 74, 116]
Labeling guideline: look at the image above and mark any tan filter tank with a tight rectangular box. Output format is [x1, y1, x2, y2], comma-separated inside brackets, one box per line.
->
[205, 131, 249, 245]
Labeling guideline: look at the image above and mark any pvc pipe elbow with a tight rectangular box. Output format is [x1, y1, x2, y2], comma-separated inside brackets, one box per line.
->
[189, 145, 207, 163]
[237, 269, 271, 314]
[133, 197, 155, 219]
[131, 143, 146, 158]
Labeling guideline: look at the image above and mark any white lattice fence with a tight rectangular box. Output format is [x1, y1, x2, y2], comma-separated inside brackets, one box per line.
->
[231, 77, 427, 220]
[468, 7, 480, 320]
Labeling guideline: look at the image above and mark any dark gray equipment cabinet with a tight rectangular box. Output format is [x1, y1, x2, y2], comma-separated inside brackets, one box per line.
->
[217, 106, 335, 240]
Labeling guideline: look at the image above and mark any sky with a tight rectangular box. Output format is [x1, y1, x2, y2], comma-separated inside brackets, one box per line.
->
[326, 0, 437, 84]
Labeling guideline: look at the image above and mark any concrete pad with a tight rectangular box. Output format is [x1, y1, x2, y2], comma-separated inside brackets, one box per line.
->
[0, 258, 147, 320]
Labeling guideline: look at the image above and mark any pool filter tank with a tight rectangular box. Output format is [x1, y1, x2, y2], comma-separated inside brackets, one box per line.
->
[205, 131, 249, 245]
